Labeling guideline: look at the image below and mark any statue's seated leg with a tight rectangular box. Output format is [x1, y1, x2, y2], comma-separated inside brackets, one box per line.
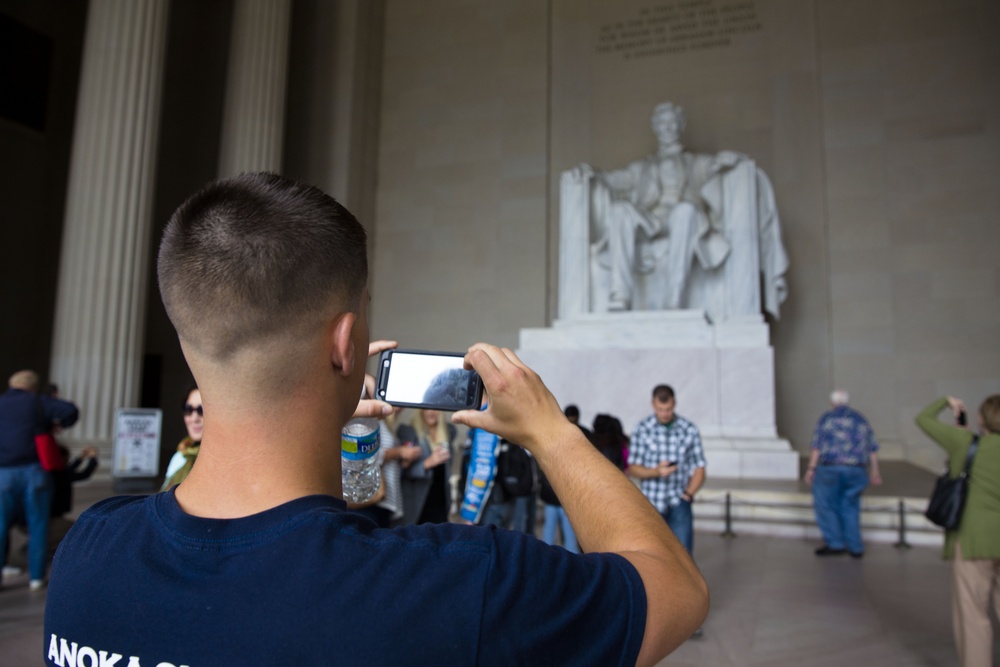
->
[662, 202, 700, 309]
[606, 201, 650, 311]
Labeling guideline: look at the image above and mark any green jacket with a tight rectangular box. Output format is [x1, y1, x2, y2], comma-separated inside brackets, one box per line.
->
[916, 397, 1000, 560]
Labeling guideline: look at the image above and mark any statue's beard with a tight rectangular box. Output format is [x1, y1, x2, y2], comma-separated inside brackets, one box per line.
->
[657, 140, 682, 157]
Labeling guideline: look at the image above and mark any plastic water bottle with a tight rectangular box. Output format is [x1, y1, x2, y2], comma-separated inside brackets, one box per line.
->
[341, 417, 381, 503]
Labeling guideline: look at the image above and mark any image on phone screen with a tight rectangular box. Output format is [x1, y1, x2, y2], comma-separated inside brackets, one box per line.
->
[377, 350, 482, 411]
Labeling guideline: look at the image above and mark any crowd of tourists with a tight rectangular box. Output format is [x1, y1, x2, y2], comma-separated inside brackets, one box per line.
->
[2, 171, 995, 666]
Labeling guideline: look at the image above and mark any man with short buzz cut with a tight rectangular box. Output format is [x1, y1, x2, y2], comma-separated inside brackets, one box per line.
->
[44, 172, 708, 666]
[0, 370, 79, 590]
[628, 384, 707, 638]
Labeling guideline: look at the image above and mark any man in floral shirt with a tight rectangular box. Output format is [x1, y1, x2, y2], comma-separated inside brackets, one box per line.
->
[805, 389, 883, 558]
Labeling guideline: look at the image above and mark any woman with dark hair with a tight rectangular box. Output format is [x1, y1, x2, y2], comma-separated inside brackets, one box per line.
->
[592, 414, 628, 471]
[161, 387, 202, 491]
[916, 394, 1000, 667]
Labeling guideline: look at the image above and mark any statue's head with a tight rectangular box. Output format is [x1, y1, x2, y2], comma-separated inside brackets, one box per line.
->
[651, 102, 685, 143]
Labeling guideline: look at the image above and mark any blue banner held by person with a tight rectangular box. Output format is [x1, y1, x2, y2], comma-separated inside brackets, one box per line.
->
[460, 419, 500, 524]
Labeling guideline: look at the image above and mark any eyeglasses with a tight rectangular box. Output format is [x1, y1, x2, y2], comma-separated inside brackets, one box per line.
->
[183, 404, 203, 417]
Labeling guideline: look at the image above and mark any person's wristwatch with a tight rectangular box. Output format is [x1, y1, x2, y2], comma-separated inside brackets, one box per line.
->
[681, 491, 694, 502]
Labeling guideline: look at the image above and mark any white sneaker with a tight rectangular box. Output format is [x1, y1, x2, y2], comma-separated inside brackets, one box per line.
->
[1, 566, 23, 577]
[29, 579, 46, 591]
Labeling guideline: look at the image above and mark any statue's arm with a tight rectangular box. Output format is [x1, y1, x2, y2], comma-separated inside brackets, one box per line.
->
[710, 150, 746, 174]
[600, 161, 639, 191]
[565, 160, 638, 194]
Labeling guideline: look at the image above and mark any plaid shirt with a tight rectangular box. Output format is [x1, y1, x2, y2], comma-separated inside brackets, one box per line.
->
[629, 414, 707, 512]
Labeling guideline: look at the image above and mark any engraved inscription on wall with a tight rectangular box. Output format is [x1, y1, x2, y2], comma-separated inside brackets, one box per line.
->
[596, 0, 762, 60]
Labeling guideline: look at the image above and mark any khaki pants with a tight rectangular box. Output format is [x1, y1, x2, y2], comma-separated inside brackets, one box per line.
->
[953, 542, 1000, 667]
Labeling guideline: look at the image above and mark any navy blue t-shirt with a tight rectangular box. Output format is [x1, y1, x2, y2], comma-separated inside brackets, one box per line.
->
[44, 490, 646, 666]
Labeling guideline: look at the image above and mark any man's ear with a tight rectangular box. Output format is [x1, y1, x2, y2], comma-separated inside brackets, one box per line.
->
[330, 312, 357, 377]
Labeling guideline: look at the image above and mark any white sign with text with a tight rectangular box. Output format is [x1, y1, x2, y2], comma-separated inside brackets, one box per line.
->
[112, 408, 162, 477]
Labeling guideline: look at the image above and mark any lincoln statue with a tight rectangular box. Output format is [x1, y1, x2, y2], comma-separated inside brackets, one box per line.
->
[560, 102, 789, 323]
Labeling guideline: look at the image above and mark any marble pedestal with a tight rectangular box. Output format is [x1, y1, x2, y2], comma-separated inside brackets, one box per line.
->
[518, 311, 799, 480]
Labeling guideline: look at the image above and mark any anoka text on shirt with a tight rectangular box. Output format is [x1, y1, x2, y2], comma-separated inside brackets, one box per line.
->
[48, 634, 190, 667]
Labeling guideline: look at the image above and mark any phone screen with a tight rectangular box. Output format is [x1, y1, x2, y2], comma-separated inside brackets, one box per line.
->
[377, 350, 483, 411]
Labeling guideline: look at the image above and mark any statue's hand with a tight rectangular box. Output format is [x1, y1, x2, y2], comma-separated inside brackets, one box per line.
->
[714, 150, 742, 170]
[569, 163, 594, 181]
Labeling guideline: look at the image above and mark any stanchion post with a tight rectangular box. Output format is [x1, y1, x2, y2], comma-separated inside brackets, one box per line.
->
[721, 492, 736, 538]
[894, 499, 912, 550]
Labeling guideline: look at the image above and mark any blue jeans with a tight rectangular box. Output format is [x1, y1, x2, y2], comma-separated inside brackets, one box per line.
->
[812, 465, 869, 553]
[660, 499, 694, 555]
[542, 504, 578, 553]
[482, 495, 536, 534]
[0, 463, 53, 581]
[481, 500, 511, 529]
[511, 495, 536, 534]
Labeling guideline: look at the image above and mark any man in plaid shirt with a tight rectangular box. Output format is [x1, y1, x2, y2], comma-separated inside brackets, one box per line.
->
[628, 384, 707, 556]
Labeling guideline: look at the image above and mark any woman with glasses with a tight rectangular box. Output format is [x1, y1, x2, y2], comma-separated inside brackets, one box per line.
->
[161, 387, 203, 491]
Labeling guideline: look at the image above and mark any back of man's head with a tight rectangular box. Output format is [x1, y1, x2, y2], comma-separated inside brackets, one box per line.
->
[564, 404, 580, 422]
[157, 172, 368, 361]
[9, 370, 39, 392]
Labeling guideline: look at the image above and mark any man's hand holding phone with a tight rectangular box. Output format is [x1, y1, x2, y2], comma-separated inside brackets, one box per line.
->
[454, 342, 711, 658]
[657, 461, 678, 478]
[451, 343, 569, 454]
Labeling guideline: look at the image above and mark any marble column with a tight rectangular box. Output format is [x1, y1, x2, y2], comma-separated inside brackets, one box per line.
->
[49, 0, 169, 447]
[217, 0, 292, 177]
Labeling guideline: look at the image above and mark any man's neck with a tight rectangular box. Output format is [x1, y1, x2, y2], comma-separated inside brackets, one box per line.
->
[174, 390, 348, 519]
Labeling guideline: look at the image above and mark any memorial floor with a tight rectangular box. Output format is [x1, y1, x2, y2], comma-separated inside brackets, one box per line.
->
[2, 475, 996, 666]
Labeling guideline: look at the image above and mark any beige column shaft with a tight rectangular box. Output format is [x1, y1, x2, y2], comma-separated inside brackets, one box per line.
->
[217, 0, 292, 177]
[50, 0, 169, 446]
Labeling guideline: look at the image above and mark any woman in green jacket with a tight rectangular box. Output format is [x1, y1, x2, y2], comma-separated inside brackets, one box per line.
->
[916, 395, 1000, 667]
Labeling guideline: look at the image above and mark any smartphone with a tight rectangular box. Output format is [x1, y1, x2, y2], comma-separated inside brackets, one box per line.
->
[957, 411, 968, 426]
[376, 349, 484, 411]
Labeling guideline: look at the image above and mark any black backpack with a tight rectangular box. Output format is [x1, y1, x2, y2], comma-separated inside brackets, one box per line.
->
[497, 440, 537, 497]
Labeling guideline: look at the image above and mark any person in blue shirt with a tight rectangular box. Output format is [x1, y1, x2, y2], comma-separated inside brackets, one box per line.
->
[805, 389, 883, 558]
[0, 370, 79, 589]
[44, 173, 708, 667]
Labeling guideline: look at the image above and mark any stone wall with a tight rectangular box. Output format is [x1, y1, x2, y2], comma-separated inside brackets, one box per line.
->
[816, 0, 1000, 469]
[372, 0, 1000, 468]
[370, 1, 551, 351]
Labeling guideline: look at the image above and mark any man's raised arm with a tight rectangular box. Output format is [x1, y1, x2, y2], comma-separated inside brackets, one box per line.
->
[452, 344, 709, 666]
